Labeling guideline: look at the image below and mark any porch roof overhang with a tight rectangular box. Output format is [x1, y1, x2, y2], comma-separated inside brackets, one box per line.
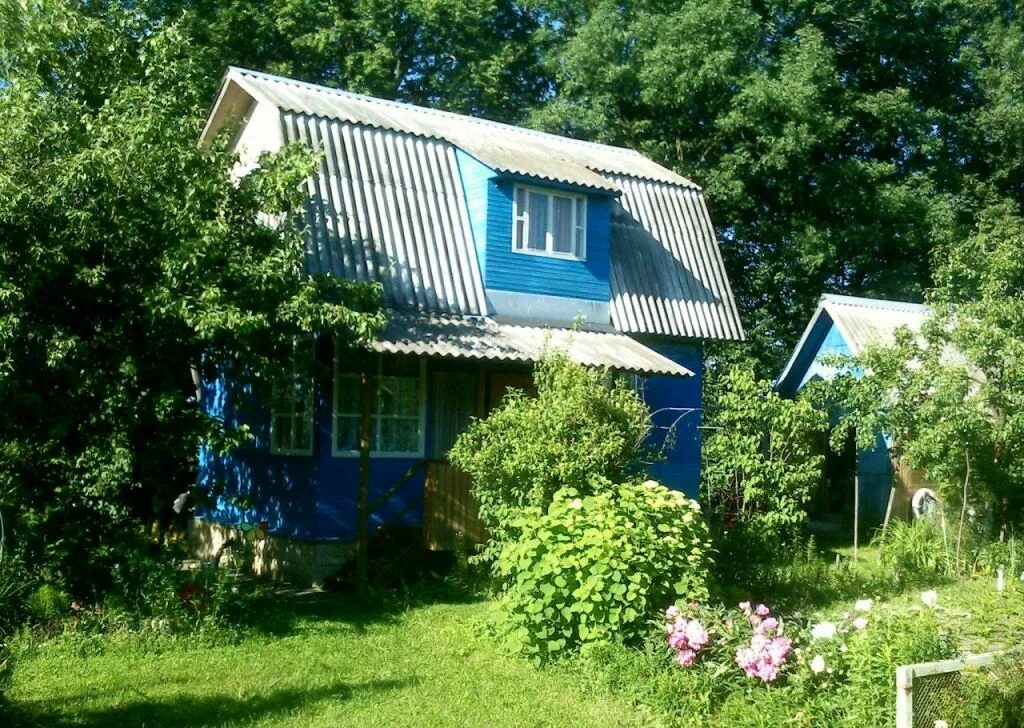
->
[369, 313, 694, 378]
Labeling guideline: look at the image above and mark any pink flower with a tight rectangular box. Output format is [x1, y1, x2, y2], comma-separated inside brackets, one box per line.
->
[685, 620, 709, 649]
[755, 603, 770, 617]
[738, 601, 752, 614]
[853, 617, 868, 631]
[665, 605, 681, 621]
[668, 630, 688, 650]
[756, 617, 779, 635]
[676, 649, 697, 667]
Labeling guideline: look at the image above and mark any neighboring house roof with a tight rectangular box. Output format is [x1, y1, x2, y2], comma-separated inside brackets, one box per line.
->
[372, 313, 693, 377]
[201, 67, 743, 342]
[776, 294, 928, 394]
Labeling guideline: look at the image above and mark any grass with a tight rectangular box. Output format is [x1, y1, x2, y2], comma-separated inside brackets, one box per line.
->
[2, 590, 642, 728]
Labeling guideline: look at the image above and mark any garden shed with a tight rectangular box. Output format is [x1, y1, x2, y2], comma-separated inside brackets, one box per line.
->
[776, 294, 935, 526]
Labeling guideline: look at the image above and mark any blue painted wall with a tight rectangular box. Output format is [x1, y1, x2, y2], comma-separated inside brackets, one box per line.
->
[635, 339, 703, 497]
[777, 313, 893, 520]
[455, 149, 491, 275]
[485, 180, 611, 301]
[198, 359, 423, 542]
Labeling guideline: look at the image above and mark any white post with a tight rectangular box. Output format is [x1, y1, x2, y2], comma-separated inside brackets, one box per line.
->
[853, 474, 860, 564]
[895, 664, 913, 728]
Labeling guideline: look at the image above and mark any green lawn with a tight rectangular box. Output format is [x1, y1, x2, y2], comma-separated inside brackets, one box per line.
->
[3, 593, 642, 728]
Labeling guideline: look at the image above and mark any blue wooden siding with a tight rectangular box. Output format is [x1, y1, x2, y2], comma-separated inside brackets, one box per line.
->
[455, 149, 491, 275]
[635, 339, 703, 497]
[485, 180, 611, 302]
[198, 363, 423, 542]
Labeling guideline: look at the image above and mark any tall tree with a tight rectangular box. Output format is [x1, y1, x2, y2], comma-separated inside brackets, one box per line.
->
[528, 0, 1024, 372]
[0, 1, 380, 594]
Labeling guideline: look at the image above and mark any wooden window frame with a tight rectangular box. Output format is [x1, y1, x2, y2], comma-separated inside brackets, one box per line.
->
[511, 183, 587, 261]
[269, 340, 316, 456]
[331, 350, 426, 459]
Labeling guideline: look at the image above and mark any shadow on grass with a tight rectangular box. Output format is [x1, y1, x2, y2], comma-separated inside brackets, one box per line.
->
[3, 677, 415, 727]
[237, 575, 487, 638]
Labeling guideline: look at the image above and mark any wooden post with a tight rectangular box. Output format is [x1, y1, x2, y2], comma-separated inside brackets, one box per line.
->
[881, 484, 896, 537]
[356, 353, 373, 598]
[853, 473, 860, 565]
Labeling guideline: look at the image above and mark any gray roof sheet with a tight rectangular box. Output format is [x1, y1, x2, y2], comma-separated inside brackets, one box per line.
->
[372, 313, 694, 377]
[207, 68, 744, 341]
[776, 294, 929, 390]
[820, 294, 928, 354]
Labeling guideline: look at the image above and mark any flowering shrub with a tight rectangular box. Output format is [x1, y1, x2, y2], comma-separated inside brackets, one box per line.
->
[734, 602, 792, 682]
[496, 481, 711, 662]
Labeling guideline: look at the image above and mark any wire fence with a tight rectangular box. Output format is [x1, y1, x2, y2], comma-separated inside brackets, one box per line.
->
[896, 652, 1001, 728]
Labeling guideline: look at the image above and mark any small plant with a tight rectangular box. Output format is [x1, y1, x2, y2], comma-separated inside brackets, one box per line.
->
[26, 584, 69, 623]
[495, 480, 711, 662]
[875, 518, 946, 582]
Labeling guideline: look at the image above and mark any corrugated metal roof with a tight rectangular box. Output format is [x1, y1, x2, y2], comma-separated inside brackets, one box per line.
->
[776, 294, 928, 390]
[371, 313, 694, 377]
[226, 67, 695, 192]
[609, 177, 744, 341]
[203, 67, 744, 341]
[282, 112, 488, 316]
[821, 294, 928, 353]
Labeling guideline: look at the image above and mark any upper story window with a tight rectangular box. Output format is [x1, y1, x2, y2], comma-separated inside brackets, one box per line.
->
[513, 184, 587, 260]
[270, 339, 315, 456]
[333, 353, 425, 458]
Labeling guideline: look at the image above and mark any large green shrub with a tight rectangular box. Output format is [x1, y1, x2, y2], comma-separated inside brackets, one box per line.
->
[702, 368, 826, 544]
[449, 353, 650, 559]
[494, 481, 711, 662]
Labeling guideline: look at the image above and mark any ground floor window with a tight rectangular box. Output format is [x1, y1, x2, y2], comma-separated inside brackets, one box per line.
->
[269, 339, 316, 455]
[333, 353, 425, 457]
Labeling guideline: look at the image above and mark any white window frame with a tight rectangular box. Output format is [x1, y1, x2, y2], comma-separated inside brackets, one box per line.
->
[331, 351, 426, 459]
[511, 184, 587, 261]
[269, 340, 316, 456]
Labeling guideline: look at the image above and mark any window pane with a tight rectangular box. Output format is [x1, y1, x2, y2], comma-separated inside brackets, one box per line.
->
[527, 191, 548, 251]
[380, 418, 419, 453]
[552, 196, 574, 254]
[335, 374, 359, 414]
[272, 415, 291, 451]
[334, 415, 360, 451]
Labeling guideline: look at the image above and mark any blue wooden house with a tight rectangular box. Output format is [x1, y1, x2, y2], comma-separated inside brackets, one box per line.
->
[191, 68, 744, 582]
[776, 294, 933, 526]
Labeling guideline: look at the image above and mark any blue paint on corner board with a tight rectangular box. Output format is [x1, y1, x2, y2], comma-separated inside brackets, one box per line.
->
[455, 149, 493, 275]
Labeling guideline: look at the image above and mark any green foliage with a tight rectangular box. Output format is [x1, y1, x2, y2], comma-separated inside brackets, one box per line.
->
[843, 610, 958, 727]
[25, 585, 69, 623]
[530, 0, 1024, 374]
[449, 353, 651, 558]
[0, 2, 381, 600]
[875, 518, 947, 583]
[702, 368, 826, 542]
[825, 200, 1024, 533]
[494, 482, 711, 662]
[950, 655, 1024, 728]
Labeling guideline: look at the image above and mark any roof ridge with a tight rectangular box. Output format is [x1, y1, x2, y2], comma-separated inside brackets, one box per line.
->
[230, 66, 647, 160]
[821, 293, 927, 310]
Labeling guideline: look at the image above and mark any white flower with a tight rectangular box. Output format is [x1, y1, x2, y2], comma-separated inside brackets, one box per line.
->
[811, 621, 837, 640]
[810, 655, 826, 674]
[935, 721, 949, 728]
[642, 479, 660, 489]
[854, 599, 873, 613]
[921, 590, 939, 608]
[853, 617, 868, 631]
[568, 498, 583, 510]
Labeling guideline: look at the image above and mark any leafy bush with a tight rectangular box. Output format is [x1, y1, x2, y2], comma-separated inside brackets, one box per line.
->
[25, 584, 69, 623]
[702, 368, 826, 544]
[876, 517, 948, 582]
[450, 353, 651, 560]
[494, 481, 711, 662]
